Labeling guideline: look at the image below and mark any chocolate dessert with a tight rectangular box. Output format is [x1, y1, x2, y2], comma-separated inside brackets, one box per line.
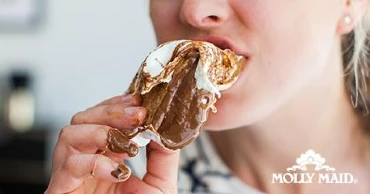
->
[125, 40, 245, 150]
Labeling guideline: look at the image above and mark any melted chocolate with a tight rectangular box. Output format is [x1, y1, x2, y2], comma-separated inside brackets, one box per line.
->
[127, 40, 244, 150]
[111, 163, 130, 180]
[107, 129, 139, 157]
[143, 50, 215, 149]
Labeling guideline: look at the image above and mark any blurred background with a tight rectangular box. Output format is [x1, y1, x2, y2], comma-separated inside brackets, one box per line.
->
[0, 0, 156, 193]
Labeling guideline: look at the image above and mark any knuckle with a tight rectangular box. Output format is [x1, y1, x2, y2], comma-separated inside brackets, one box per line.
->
[63, 154, 83, 174]
[99, 125, 112, 134]
[97, 125, 111, 142]
[159, 185, 177, 194]
[70, 112, 82, 124]
[70, 111, 90, 125]
[103, 105, 115, 116]
[64, 155, 77, 171]
[59, 125, 73, 142]
[155, 185, 175, 194]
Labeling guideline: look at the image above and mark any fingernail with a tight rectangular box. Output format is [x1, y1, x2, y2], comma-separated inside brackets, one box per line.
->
[112, 162, 119, 170]
[124, 107, 139, 116]
[111, 164, 130, 180]
[137, 107, 148, 119]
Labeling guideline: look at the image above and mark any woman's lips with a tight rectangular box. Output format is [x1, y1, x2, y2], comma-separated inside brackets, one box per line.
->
[192, 35, 250, 59]
[191, 36, 251, 95]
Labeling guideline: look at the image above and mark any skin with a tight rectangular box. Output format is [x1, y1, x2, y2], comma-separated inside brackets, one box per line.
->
[46, 0, 370, 193]
[149, 0, 370, 193]
[150, 0, 358, 129]
[45, 95, 179, 194]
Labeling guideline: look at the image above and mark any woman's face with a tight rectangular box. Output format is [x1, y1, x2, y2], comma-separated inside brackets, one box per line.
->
[150, 0, 346, 130]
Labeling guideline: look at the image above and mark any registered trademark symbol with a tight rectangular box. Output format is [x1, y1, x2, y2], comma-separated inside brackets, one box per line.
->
[353, 179, 358, 184]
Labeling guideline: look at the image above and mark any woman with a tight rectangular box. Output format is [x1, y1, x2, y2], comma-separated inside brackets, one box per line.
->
[45, 0, 370, 193]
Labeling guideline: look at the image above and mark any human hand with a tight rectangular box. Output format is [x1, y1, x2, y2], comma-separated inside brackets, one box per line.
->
[45, 94, 180, 194]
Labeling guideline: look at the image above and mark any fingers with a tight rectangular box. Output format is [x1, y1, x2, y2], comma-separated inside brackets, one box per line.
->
[143, 142, 180, 193]
[53, 125, 139, 174]
[71, 103, 147, 130]
[113, 142, 180, 194]
[49, 94, 180, 194]
[59, 125, 138, 153]
[58, 124, 109, 154]
[93, 94, 142, 108]
[71, 93, 147, 130]
[46, 154, 130, 194]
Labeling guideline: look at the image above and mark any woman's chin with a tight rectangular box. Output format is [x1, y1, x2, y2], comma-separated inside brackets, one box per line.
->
[204, 111, 245, 131]
[203, 66, 254, 131]
[203, 97, 263, 131]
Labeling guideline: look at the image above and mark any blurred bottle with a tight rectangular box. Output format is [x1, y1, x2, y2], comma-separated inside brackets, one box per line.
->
[4, 71, 35, 133]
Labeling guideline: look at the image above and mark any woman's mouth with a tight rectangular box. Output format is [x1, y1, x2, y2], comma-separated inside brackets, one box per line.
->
[192, 35, 250, 60]
[192, 35, 251, 95]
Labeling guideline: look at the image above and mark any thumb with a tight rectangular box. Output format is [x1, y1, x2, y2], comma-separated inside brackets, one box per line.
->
[143, 141, 180, 192]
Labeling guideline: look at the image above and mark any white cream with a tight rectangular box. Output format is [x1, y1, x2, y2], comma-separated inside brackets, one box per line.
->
[195, 43, 222, 98]
[130, 130, 173, 150]
[142, 40, 220, 96]
[130, 130, 159, 147]
[195, 60, 221, 98]
[143, 40, 187, 77]
[130, 134, 151, 147]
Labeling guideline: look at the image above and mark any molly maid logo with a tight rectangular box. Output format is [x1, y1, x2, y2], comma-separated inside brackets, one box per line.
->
[272, 150, 358, 184]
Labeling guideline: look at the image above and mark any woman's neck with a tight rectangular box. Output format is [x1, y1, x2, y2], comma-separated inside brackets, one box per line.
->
[209, 43, 370, 193]
[209, 82, 369, 193]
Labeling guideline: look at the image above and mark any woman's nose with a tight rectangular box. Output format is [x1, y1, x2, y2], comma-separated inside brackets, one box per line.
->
[179, 0, 230, 30]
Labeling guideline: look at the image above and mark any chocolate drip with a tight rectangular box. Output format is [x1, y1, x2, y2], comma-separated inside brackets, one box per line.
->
[107, 129, 139, 157]
[111, 164, 130, 180]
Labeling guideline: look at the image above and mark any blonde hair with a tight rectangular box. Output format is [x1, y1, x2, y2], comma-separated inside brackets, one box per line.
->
[342, 2, 370, 118]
